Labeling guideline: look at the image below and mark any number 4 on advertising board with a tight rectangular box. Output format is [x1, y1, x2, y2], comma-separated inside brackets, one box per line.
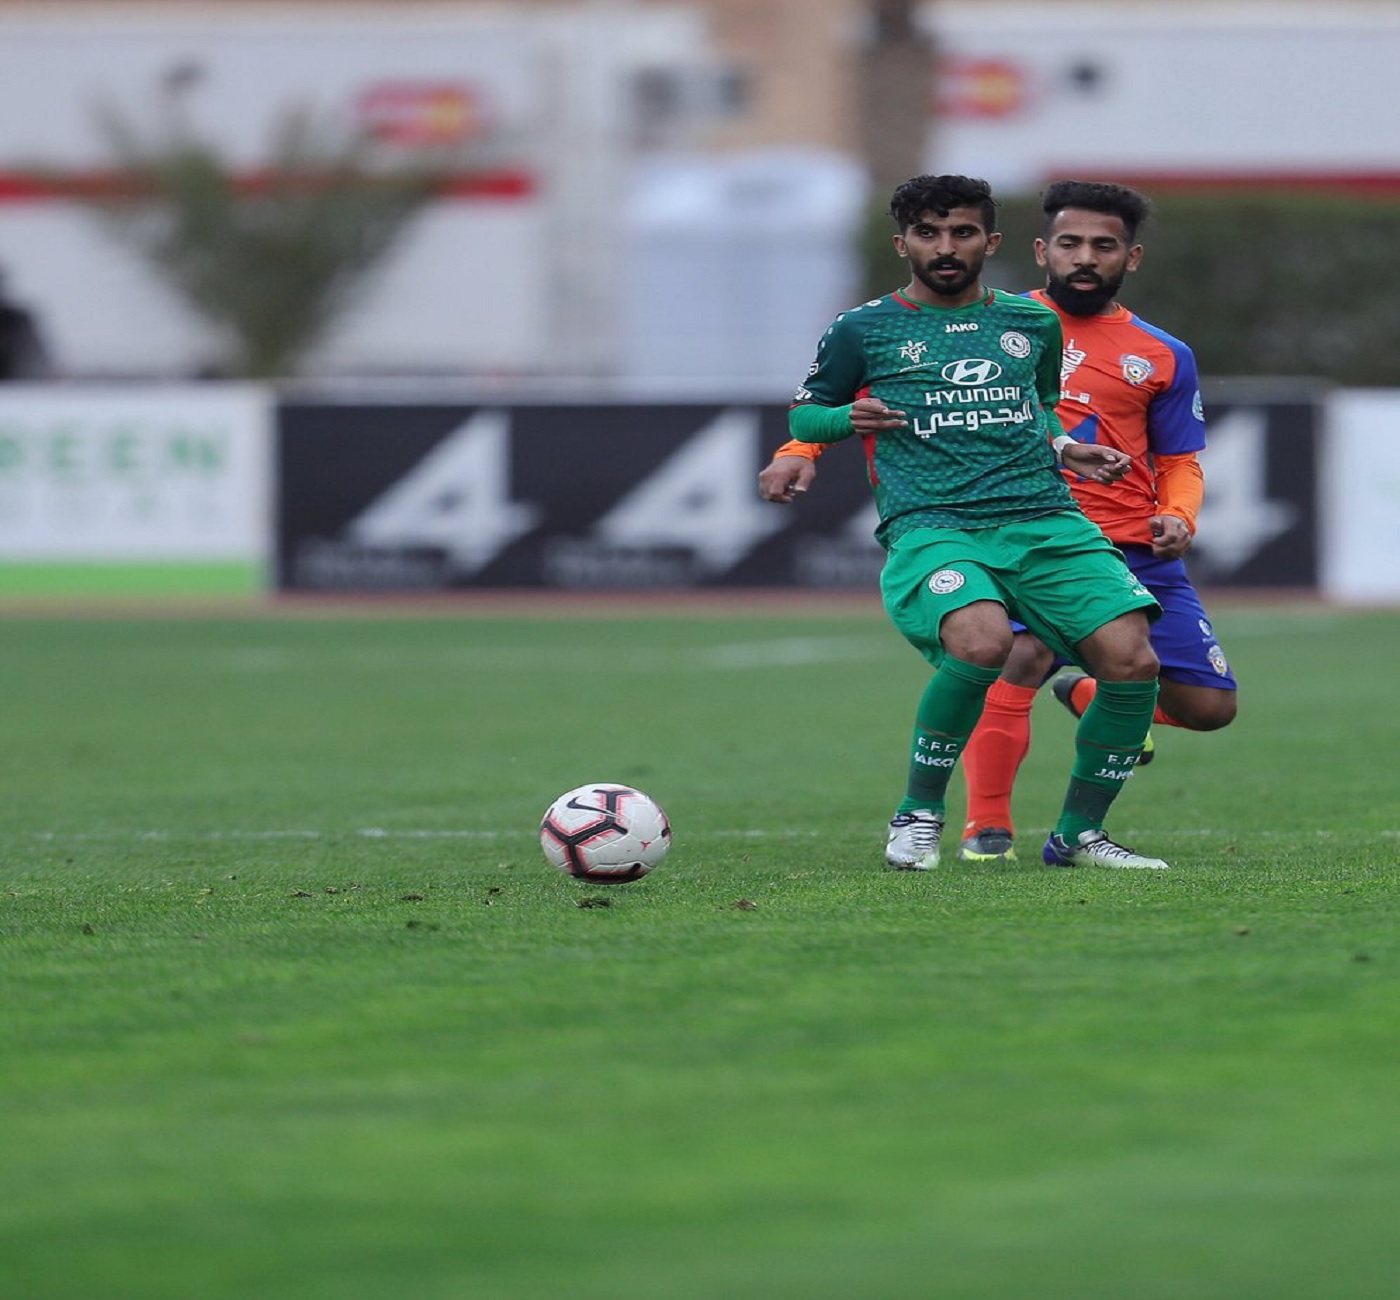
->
[593, 409, 783, 575]
[345, 407, 783, 580]
[346, 410, 540, 576]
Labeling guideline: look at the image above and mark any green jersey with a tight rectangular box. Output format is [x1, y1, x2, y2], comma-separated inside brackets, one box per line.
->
[793, 288, 1076, 546]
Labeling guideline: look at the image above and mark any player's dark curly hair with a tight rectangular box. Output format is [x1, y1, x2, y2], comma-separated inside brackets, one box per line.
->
[1041, 180, 1152, 242]
[889, 174, 998, 234]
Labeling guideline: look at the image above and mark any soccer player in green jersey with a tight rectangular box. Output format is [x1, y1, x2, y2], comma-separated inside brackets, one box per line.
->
[786, 173, 1169, 870]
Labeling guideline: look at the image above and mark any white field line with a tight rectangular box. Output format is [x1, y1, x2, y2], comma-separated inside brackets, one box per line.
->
[695, 636, 892, 669]
[13, 827, 820, 842]
[201, 635, 897, 675]
[9, 827, 1396, 843]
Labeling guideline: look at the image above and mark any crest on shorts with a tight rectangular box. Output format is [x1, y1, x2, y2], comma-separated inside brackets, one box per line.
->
[1121, 353, 1155, 384]
[927, 569, 966, 595]
[1209, 644, 1230, 676]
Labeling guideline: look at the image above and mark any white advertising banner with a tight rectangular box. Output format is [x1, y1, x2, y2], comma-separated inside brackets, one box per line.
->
[928, 3, 1400, 189]
[1321, 391, 1400, 602]
[0, 7, 718, 379]
[0, 9, 547, 377]
[0, 385, 270, 559]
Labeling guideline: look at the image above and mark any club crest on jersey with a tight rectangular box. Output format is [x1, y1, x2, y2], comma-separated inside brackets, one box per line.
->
[899, 339, 930, 365]
[1192, 390, 1205, 421]
[927, 569, 966, 595]
[1000, 330, 1031, 358]
[1121, 354, 1155, 385]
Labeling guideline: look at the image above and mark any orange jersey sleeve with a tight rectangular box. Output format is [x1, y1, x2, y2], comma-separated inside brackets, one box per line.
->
[1154, 452, 1204, 534]
[771, 438, 825, 461]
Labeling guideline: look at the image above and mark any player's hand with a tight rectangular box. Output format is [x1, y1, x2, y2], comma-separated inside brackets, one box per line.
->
[758, 456, 818, 503]
[1061, 442, 1132, 484]
[1150, 514, 1193, 559]
[849, 397, 908, 435]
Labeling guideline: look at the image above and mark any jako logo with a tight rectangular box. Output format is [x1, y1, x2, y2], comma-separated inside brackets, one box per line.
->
[916, 754, 957, 768]
[1093, 767, 1136, 781]
[940, 358, 1002, 385]
[945, 322, 979, 333]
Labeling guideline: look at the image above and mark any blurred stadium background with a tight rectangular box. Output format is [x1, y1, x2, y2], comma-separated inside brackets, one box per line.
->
[0, 0, 1396, 603]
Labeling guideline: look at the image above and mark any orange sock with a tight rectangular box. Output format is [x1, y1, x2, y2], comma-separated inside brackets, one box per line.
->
[1072, 676, 1179, 727]
[962, 679, 1036, 835]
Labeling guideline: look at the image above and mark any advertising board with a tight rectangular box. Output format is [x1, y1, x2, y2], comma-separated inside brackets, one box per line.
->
[277, 393, 1320, 593]
[0, 385, 270, 595]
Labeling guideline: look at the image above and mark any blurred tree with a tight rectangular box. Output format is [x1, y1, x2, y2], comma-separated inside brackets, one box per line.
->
[849, 2, 1400, 385]
[77, 90, 453, 379]
[989, 192, 1400, 385]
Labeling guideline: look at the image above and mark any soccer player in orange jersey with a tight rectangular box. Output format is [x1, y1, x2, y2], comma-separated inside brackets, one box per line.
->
[759, 180, 1237, 864]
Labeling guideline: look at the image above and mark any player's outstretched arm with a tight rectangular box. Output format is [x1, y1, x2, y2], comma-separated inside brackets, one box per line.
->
[848, 397, 908, 436]
[759, 455, 819, 503]
[1060, 440, 1132, 485]
[1150, 452, 1204, 558]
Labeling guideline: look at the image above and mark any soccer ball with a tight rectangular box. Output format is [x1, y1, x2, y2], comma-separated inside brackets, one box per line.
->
[539, 783, 671, 882]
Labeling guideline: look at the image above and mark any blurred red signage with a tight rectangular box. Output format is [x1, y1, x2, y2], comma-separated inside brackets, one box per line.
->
[936, 57, 1029, 119]
[357, 83, 488, 145]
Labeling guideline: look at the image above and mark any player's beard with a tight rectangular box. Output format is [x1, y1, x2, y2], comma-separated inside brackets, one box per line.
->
[912, 254, 984, 298]
[1044, 268, 1126, 316]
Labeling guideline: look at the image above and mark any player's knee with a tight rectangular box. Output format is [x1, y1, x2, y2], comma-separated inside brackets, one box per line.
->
[1170, 691, 1238, 731]
[1089, 642, 1159, 682]
[1125, 648, 1160, 682]
[945, 630, 1013, 669]
[940, 629, 1008, 668]
[1077, 612, 1159, 683]
[939, 603, 1014, 669]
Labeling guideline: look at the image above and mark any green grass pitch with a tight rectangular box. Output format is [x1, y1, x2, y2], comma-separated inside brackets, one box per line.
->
[2, 601, 1397, 1299]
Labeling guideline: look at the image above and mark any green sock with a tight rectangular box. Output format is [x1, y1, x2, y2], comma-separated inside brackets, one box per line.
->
[898, 657, 1002, 817]
[1054, 678, 1159, 842]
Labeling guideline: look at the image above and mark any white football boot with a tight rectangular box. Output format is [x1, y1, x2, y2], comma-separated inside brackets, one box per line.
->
[885, 810, 944, 871]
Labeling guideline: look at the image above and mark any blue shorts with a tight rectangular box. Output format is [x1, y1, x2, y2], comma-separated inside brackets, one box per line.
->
[1020, 544, 1235, 690]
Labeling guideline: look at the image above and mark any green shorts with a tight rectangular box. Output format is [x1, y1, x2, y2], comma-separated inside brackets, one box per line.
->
[880, 511, 1161, 668]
